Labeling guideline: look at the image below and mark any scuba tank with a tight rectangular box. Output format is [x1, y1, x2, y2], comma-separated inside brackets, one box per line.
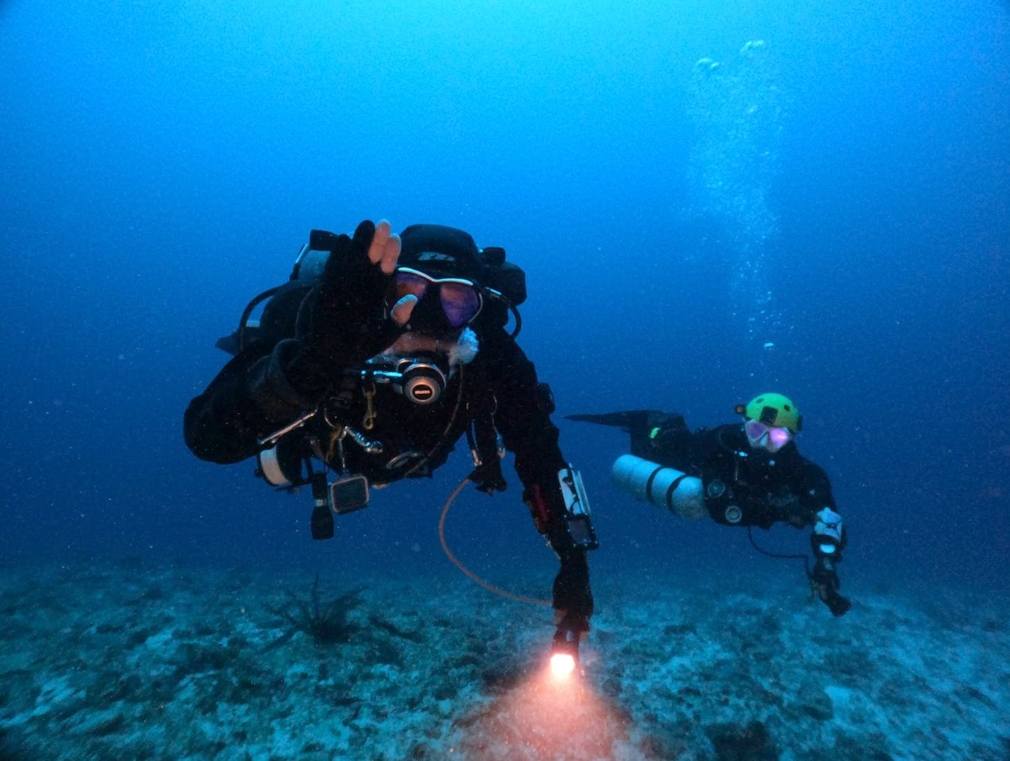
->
[611, 454, 707, 520]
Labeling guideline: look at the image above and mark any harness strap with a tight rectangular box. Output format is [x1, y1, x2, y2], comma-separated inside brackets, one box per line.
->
[468, 404, 507, 493]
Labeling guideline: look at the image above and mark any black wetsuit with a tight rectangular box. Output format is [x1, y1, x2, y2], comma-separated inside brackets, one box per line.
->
[569, 409, 850, 615]
[630, 411, 835, 529]
[185, 329, 564, 492]
[185, 320, 594, 626]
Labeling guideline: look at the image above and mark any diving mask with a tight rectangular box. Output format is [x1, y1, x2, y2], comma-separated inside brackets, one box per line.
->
[744, 420, 793, 453]
[386, 268, 484, 331]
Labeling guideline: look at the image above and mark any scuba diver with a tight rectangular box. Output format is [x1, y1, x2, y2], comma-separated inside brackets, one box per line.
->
[568, 393, 851, 617]
[184, 220, 597, 660]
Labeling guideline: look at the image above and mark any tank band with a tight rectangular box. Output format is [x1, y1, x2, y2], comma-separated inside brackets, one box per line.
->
[665, 475, 688, 512]
[644, 466, 664, 504]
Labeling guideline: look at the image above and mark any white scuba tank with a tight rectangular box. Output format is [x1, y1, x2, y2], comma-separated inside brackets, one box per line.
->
[611, 454, 707, 520]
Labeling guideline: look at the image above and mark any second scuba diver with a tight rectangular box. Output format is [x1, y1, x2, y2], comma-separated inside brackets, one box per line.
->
[568, 393, 851, 616]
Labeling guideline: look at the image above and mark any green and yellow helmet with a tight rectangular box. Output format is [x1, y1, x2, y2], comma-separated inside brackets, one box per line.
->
[735, 393, 803, 433]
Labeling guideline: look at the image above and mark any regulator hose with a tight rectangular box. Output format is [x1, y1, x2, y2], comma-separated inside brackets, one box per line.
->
[438, 475, 551, 607]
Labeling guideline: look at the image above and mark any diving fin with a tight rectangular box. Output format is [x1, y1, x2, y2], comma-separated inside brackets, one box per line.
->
[564, 410, 661, 432]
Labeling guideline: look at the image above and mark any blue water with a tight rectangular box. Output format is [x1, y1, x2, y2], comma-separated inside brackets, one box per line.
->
[2, 0, 1008, 599]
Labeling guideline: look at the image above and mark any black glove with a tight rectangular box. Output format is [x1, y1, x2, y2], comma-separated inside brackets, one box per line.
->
[553, 551, 593, 634]
[811, 560, 851, 617]
[285, 221, 401, 397]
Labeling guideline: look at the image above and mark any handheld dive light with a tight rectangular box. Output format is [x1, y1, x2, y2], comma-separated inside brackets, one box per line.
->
[550, 628, 579, 678]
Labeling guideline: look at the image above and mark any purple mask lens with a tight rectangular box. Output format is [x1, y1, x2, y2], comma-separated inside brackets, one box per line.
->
[744, 420, 768, 444]
[439, 281, 482, 327]
[391, 271, 429, 303]
[766, 426, 792, 451]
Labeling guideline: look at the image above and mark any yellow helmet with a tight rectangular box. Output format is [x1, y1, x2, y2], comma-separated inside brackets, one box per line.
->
[735, 393, 803, 433]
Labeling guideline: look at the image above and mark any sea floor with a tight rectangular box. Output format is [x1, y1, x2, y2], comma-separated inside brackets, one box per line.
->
[0, 559, 1007, 761]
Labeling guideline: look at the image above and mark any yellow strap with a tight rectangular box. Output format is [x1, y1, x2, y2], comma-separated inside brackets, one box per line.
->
[362, 383, 377, 431]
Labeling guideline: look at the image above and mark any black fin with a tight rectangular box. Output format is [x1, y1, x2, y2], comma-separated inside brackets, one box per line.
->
[214, 333, 241, 356]
[564, 410, 660, 432]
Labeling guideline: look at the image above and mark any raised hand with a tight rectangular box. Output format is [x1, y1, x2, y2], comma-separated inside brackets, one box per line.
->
[287, 219, 404, 396]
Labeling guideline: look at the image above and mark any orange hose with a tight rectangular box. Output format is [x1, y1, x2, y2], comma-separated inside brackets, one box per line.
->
[438, 475, 551, 607]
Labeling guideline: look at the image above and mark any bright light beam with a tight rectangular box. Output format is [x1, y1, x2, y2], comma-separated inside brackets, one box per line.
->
[550, 651, 577, 679]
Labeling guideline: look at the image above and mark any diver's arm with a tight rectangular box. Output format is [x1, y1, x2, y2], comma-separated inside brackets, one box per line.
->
[488, 334, 577, 548]
[487, 333, 597, 634]
[184, 220, 402, 465]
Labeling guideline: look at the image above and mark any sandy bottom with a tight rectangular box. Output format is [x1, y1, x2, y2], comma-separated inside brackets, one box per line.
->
[0, 559, 1007, 760]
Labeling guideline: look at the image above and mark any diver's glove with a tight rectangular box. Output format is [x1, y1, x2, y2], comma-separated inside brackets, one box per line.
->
[811, 558, 851, 617]
[285, 220, 401, 398]
[552, 551, 593, 645]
